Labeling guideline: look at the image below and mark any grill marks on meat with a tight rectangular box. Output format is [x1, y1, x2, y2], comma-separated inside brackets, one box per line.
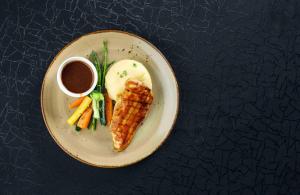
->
[110, 80, 153, 151]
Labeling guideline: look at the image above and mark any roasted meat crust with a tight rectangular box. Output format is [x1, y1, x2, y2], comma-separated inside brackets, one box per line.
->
[110, 80, 153, 151]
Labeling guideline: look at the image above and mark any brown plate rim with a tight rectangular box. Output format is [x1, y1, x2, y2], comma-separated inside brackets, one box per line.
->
[40, 29, 179, 168]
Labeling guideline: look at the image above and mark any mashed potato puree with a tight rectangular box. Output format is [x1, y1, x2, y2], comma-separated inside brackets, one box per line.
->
[105, 59, 152, 100]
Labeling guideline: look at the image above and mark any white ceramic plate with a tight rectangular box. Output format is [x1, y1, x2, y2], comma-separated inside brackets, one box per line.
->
[41, 30, 179, 168]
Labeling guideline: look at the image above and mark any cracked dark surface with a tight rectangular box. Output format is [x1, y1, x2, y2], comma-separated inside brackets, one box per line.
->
[1, 0, 300, 194]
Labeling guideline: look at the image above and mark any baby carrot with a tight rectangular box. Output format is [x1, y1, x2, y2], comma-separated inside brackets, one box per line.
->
[77, 107, 93, 129]
[105, 93, 113, 126]
[68, 96, 86, 109]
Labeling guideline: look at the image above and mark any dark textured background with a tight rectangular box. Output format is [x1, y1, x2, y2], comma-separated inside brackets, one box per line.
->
[1, 0, 300, 194]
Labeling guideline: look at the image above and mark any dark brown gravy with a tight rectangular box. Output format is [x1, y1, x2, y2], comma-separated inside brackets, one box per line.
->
[62, 61, 93, 93]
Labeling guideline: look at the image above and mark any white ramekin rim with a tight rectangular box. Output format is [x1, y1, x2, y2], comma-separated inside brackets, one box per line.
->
[56, 56, 98, 97]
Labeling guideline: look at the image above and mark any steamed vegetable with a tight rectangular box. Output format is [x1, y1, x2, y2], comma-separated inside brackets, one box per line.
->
[77, 107, 93, 128]
[89, 50, 102, 129]
[107, 60, 115, 69]
[67, 96, 92, 125]
[88, 41, 110, 128]
[101, 41, 108, 90]
[100, 99, 106, 125]
[98, 41, 109, 126]
[68, 96, 85, 109]
[90, 91, 103, 120]
[89, 118, 97, 130]
[75, 126, 81, 131]
[105, 92, 113, 125]
[89, 51, 102, 92]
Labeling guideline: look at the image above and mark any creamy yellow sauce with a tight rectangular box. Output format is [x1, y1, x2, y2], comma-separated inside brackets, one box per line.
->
[105, 59, 152, 100]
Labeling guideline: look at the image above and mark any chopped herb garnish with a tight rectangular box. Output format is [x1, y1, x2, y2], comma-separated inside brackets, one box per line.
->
[119, 70, 128, 78]
[133, 63, 137, 67]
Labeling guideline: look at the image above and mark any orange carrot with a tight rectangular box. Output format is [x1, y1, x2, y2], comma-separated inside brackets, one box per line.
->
[77, 107, 93, 129]
[105, 93, 113, 126]
[68, 96, 85, 109]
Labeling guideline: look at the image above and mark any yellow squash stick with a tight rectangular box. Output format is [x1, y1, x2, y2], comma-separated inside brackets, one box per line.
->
[67, 96, 92, 125]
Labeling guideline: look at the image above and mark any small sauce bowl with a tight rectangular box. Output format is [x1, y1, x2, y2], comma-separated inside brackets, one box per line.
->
[57, 57, 98, 97]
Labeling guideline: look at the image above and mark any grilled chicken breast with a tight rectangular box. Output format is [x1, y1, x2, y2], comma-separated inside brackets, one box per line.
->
[110, 80, 153, 151]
